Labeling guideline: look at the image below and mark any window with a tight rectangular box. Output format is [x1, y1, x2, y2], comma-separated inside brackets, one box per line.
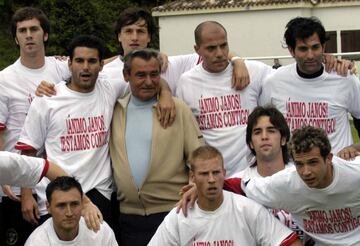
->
[325, 31, 337, 53]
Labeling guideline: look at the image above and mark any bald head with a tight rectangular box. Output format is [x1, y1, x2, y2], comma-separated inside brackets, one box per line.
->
[194, 21, 227, 46]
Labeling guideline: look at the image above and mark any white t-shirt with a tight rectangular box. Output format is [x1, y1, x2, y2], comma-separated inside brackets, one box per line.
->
[25, 217, 118, 246]
[260, 63, 360, 154]
[176, 61, 273, 176]
[245, 156, 360, 245]
[0, 57, 69, 197]
[231, 164, 306, 241]
[232, 163, 294, 181]
[149, 190, 296, 246]
[0, 57, 69, 153]
[100, 56, 124, 81]
[162, 53, 201, 94]
[16, 79, 127, 216]
[0, 151, 47, 187]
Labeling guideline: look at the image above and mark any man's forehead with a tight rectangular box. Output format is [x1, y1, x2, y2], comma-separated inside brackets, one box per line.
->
[123, 18, 148, 30]
[51, 189, 82, 202]
[194, 157, 222, 170]
[73, 46, 99, 57]
[295, 33, 321, 47]
[131, 57, 159, 68]
[254, 116, 272, 127]
[17, 17, 41, 28]
[293, 147, 322, 160]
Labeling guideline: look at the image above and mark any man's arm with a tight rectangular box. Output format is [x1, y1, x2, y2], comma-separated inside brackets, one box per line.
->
[323, 54, 355, 76]
[0, 130, 21, 201]
[338, 142, 360, 160]
[251, 199, 301, 246]
[157, 78, 176, 128]
[20, 149, 41, 225]
[228, 52, 250, 90]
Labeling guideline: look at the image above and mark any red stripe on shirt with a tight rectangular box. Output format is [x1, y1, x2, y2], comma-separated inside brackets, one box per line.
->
[0, 123, 6, 130]
[15, 142, 36, 151]
[280, 232, 298, 246]
[196, 56, 203, 65]
[223, 178, 245, 195]
[39, 159, 50, 182]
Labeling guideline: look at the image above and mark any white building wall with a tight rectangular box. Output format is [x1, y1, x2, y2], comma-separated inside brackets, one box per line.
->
[155, 4, 360, 65]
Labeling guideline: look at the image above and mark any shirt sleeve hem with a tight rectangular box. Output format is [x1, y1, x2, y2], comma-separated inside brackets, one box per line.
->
[279, 232, 298, 246]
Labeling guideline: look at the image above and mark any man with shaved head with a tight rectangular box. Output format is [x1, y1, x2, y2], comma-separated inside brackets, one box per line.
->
[176, 21, 274, 176]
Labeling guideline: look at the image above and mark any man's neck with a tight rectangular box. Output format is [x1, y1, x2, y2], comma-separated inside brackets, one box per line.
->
[256, 155, 285, 177]
[20, 50, 46, 69]
[197, 193, 224, 212]
[54, 224, 79, 241]
[296, 64, 324, 79]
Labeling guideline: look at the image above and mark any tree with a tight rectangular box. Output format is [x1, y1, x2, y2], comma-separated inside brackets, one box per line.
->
[0, 0, 170, 69]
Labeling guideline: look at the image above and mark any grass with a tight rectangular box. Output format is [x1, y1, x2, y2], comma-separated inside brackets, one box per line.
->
[351, 119, 359, 143]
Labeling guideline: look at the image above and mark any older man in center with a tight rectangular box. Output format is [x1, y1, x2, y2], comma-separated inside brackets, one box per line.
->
[109, 48, 204, 246]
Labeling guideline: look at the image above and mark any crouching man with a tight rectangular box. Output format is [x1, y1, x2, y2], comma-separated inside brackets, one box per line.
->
[25, 177, 117, 246]
[149, 146, 302, 246]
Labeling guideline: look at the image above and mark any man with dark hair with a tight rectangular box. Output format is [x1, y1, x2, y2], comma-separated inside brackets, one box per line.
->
[0, 6, 70, 245]
[10, 7, 51, 47]
[239, 126, 360, 245]
[260, 16, 360, 155]
[149, 145, 302, 246]
[245, 105, 290, 166]
[102, 7, 250, 95]
[228, 105, 307, 242]
[110, 48, 204, 245]
[39, 7, 176, 129]
[113, 7, 157, 57]
[25, 177, 117, 246]
[176, 21, 274, 176]
[16, 35, 121, 227]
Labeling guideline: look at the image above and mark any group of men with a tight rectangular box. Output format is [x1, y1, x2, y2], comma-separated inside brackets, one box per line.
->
[0, 4, 360, 246]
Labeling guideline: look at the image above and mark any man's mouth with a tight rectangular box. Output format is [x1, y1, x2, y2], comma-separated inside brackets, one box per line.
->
[80, 73, 91, 80]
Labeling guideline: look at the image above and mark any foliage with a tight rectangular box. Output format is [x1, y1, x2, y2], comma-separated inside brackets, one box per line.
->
[0, 0, 174, 70]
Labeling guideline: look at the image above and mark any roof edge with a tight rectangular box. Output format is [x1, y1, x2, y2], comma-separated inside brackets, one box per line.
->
[153, 1, 360, 17]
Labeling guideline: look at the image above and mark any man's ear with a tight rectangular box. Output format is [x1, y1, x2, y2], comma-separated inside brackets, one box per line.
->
[326, 153, 333, 165]
[46, 201, 51, 214]
[99, 60, 104, 72]
[194, 44, 200, 55]
[117, 33, 122, 44]
[288, 47, 295, 58]
[15, 37, 19, 45]
[281, 137, 286, 146]
[44, 32, 49, 42]
[249, 141, 254, 150]
[190, 170, 195, 183]
[123, 70, 130, 83]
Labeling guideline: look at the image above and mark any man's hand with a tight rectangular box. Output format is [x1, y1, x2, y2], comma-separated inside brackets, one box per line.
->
[21, 189, 40, 225]
[1, 185, 20, 202]
[159, 52, 169, 73]
[176, 184, 198, 217]
[157, 89, 176, 129]
[81, 196, 103, 232]
[231, 59, 250, 90]
[323, 54, 354, 76]
[337, 146, 360, 160]
[35, 81, 56, 97]
[54, 55, 68, 62]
